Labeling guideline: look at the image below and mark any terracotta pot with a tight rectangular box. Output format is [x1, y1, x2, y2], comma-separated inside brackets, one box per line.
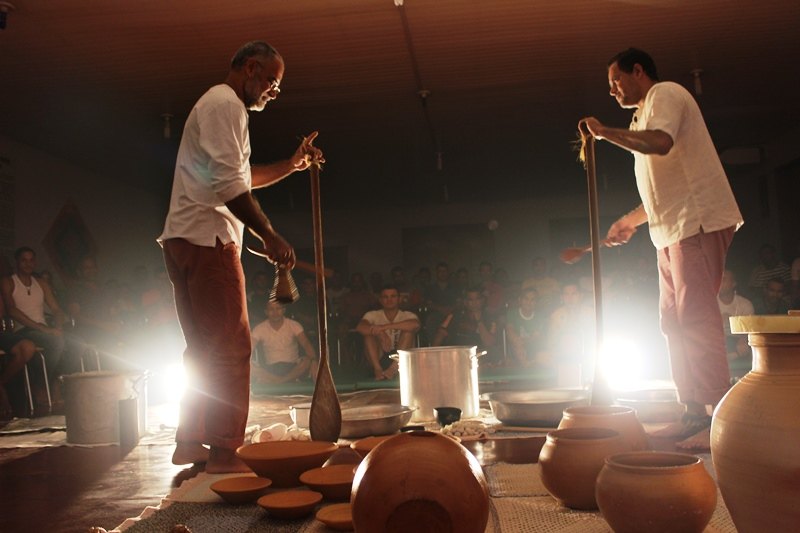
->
[538, 427, 631, 510]
[712, 317, 800, 532]
[558, 405, 649, 451]
[595, 452, 717, 533]
[351, 431, 489, 533]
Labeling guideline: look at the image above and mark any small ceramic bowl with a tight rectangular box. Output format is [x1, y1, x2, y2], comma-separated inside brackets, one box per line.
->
[316, 503, 354, 531]
[236, 440, 338, 487]
[434, 406, 462, 427]
[257, 490, 323, 519]
[350, 435, 394, 458]
[209, 476, 272, 504]
[300, 464, 356, 501]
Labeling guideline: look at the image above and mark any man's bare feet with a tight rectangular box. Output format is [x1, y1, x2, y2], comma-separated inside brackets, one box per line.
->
[676, 426, 711, 452]
[649, 413, 711, 439]
[172, 442, 210, 465]
[206, 446, 252, 474]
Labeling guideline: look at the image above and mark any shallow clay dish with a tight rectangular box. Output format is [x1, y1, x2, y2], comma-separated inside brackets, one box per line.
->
[300, 464, 356, 501]
[209, 476, 272, 504]
[350, 435, 394, 457]
[257, 490, 323, 519]
[236, 441, 338, 487]
[316, 503, 354, 531]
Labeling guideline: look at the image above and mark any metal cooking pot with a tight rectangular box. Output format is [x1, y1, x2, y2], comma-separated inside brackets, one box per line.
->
[391, 346, 485, 422]
[483, 389, 589, 427]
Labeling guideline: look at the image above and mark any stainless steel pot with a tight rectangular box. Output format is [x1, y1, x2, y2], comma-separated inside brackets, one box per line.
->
[391, 346, 485, 422]
[483, 389, 589, 427]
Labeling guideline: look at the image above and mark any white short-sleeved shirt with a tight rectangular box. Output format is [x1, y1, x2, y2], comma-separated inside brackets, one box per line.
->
[159, 84, 252, 248]
[717, 294, 754, 335]
[251, 318, 304, 365]
[361, 309, 418, 350]
[631, 82, 743, 249]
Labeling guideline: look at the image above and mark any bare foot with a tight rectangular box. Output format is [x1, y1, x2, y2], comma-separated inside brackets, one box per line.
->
[206, 447, 252, 474]
[172, 442, 210, 465]
[676, 426, 711, 452]
[382, 362, 399, 380]
[649, 414, 710, 439]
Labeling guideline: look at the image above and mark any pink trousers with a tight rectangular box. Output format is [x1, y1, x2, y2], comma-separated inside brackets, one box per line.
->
[163, 238, 252, 450]
[657, 227, 735, 406]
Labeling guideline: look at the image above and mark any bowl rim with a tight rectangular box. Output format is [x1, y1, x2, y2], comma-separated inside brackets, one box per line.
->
[257, 490, 323, 509]
[209, 475, 272, 493]
[236, 440, 338, 460]
[300, 464, 356, 485]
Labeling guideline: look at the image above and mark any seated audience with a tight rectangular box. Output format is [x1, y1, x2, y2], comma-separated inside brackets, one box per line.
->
[717, 270, 754, 363]
[433, 287, 497, 356]
[1, 247, 75, 390]
[752, 278, 790, 315]
[505, 288, 547, 366]
[747, 244, 791, 299]
[547, 282, 595, 386]
[246, 270, 271, 327]
[478, 261, 505, 317]
[356, 285, 420, 380]
[521, 257, 561, 316]
[1, 296, 37, 418]
[251, 301, 316, 384]
[424, 262, 460, 343]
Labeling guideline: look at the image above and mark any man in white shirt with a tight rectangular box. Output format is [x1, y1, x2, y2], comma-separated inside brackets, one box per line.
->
[717, 270, 753, 363]
[357, 285, 420, 380]
[581, 48, 743, 450]
[158, 41, 323, 473]
[251, 301, 316, 384]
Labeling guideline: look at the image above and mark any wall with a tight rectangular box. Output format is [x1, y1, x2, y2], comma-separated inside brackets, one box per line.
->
[0, 135, 167, 286]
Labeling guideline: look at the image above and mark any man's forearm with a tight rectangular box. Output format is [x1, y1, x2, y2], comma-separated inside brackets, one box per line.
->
[225, 191, 276, 244]
[596, 126, 674, 156]
[251, 160, 296, 189]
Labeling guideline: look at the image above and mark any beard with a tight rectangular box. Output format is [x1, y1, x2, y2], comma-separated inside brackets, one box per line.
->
[244, 79, 267, 112]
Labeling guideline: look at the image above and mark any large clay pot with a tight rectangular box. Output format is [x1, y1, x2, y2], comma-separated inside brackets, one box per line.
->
[558, 405, 650, 451]
[711, 315, 800, 532]
[538, 427, 631, 510]
[351, 431, 489, 533]
[595, 451, 717, 533]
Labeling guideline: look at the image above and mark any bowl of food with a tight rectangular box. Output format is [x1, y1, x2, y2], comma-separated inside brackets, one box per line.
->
[340, 404, 416, 438]
[300, 464, 357, 501]
[209, 476, 272, 504]
[484, 389, 589, 427]
[236, 440, 338, 487]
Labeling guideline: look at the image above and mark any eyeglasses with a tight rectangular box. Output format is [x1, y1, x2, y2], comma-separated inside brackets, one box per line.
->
[253, 60, 281, 95]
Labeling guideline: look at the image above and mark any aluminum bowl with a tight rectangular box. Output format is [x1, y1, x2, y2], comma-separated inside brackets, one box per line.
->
[484, 389, 589, 427]
[615, 388, 682, 423]
[340, 404, 416, 438]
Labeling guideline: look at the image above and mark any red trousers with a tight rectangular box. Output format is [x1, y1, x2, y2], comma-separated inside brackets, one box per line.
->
[657, 227, 734, 406]
[163, 238, 252, 450]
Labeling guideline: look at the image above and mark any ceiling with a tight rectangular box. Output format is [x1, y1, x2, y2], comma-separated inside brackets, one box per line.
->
[2, 0, 799, 210]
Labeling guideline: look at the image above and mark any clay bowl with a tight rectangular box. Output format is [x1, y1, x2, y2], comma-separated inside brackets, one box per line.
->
[558, 405, 650, 451]
[538, 427, 631, 510]
[434, 406, 462, 427]
[322, 446, 363, 467]
[596, 452, 717, 533]
[351, 431, 489, 533]
[299, 464, 356, 501]
[257, 490, 323, 519]
[209, 476, 272, 504]
[350, 435, 394, 458]
[236, 441, 338, 487]
[316, 503, 354, 531]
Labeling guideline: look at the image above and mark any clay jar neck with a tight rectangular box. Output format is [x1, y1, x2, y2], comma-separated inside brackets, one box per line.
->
[546, 427, 622, 446]
[605, 451, 702, 475]
[748, 333, 800, 375]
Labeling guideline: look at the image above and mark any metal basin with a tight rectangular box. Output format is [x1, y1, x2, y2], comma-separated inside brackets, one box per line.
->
[615, 388, 682, 423]
[340, 404, 416, 438]
[484, 389, 589, 427]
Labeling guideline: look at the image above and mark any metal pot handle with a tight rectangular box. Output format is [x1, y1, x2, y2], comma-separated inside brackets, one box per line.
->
[389, 354, 399, 361]
[474, 350, 488, 359]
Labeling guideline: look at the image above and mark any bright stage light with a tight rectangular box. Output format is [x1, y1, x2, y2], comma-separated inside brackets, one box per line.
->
[599, 337, 644, 391]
